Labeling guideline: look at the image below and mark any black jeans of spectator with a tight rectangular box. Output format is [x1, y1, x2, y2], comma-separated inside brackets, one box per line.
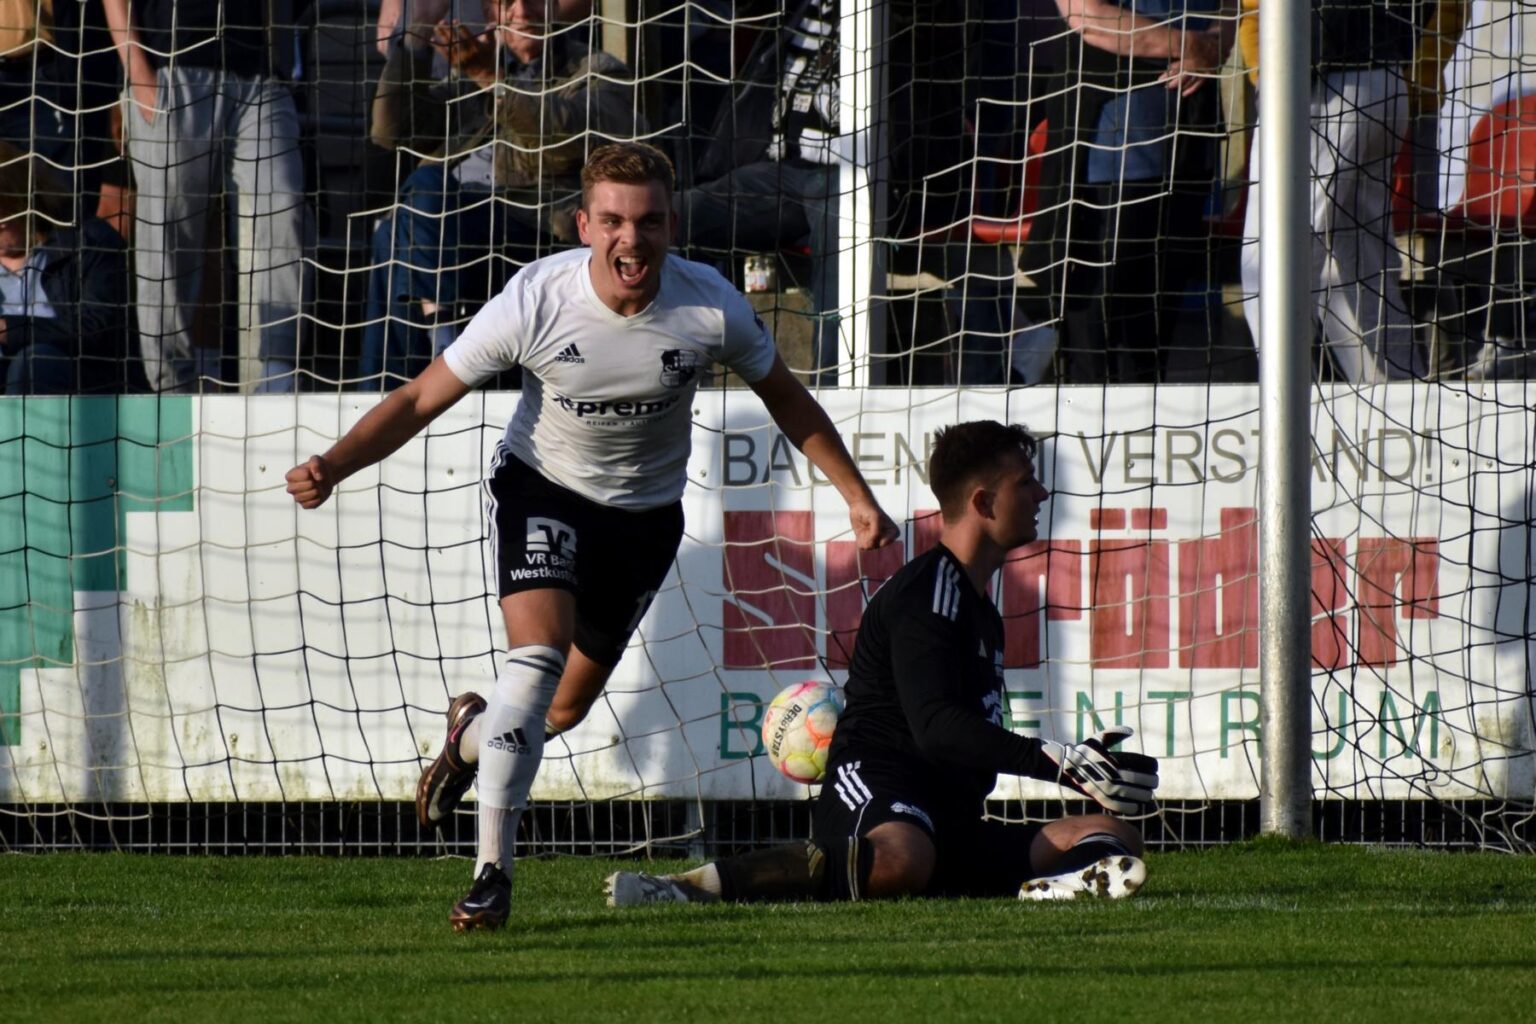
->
[678, 161, 837, 383]
[3, 340, 131, 395]
[0, 64, 111, 222]
[1056, 179, 1214, 385]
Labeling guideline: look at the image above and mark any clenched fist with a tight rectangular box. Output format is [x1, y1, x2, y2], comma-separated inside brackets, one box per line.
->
[848, 498, 899, 550]
[286, 455, 336, 509]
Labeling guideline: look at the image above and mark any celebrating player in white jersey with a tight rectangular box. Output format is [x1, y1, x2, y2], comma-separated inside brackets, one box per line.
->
[286, 142, 899, 931]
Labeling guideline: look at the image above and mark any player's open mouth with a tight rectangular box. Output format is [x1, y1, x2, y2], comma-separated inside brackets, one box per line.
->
[615, 255, 648, 287]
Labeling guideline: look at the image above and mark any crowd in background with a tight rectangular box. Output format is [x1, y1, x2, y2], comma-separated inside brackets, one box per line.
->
[0, 0, 1530, 395]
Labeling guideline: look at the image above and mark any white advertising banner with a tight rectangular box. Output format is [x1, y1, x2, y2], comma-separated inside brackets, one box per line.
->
[2, 386, 1532, 805]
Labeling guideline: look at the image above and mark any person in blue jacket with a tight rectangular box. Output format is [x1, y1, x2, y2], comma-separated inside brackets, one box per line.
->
[0, 145, 139, 395]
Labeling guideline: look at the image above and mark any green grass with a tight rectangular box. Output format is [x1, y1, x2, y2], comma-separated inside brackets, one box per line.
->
[4, 845, 1535, 1023]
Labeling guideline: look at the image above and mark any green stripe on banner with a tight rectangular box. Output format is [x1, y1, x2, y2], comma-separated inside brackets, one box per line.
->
[0, 396, 194, 747]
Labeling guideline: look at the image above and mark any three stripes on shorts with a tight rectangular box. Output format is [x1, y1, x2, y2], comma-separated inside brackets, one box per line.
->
[833, 761, 873, 810]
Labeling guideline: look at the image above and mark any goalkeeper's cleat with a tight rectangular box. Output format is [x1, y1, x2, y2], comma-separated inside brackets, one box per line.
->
[416, 691, 487, 829]
[450, 863, 512, 932]
[1018, 855, 1148, 902]
[604, 870, 718, 907]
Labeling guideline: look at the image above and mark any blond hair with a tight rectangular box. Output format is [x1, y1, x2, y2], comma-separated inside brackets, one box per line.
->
[580, 142, 675, 207]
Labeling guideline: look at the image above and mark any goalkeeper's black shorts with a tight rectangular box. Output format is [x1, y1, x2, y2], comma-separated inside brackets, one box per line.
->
[812, 754, 1046, 897]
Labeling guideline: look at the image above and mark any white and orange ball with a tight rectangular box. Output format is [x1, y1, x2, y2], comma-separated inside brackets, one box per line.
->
[761, 681, 843, 784]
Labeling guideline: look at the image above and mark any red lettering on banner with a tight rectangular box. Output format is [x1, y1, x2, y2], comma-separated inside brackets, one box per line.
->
[1311, 538, 1349, 669]
[1090, 508, 1126, 530]
[716, 508, 1445, 673]
[1002, 541, 1084, 668]
[824, 541, 906, 668]
[1177, 508, 1259, 669]
[1089, 537, 1171, 668]
[1355, 537, 1440, 666]
[722, 511, 818, 669]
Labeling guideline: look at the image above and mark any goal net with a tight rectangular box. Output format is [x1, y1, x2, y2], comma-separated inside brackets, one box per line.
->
[0, 0, 1532, 853]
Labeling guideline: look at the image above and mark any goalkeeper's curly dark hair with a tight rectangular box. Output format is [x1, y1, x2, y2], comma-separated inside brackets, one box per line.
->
[928, 420, 1039, 523]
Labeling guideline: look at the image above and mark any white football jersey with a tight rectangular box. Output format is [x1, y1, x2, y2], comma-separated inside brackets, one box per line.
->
[443, 248, 778, 509]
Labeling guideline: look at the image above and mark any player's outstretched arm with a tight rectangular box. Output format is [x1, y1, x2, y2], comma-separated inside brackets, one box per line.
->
[748, 356, 899, 550]
[891, 616, 1159, 815]
[286, 357, 472, 509]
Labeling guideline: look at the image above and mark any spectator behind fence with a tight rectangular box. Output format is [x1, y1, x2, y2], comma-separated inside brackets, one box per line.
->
[0, 144, 137, 395]
[0, 2, 67, 157]
[1014, 0, 1230, 385]
[103, 0, 310, 393]
[0, 2, 118, 223]
[677, 0, 841, 383]
[1436, 0, 1532, 380]
[1239, 0, 1427, 382]
[362, 0, 641, 388]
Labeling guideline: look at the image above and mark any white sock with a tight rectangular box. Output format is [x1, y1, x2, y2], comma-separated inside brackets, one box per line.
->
[461, 717, 481, 764]
[474, 645, 565, 876]
[675, 862, 723, 897]
[460, 713, 561, 767]
[475, 804, 519, 879]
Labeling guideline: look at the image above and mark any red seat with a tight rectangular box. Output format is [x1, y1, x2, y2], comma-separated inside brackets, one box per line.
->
[971, 118, 1049, 244]
[1454, 91, 1536, 234]
[969, 119, 1248, 243]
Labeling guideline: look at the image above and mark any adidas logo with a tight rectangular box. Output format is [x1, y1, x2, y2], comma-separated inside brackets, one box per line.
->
[554, 344, 585, 364]
[488, 727, 532, 754]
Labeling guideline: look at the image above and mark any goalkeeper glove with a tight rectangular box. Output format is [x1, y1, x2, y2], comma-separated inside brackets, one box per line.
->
[1039, 725, 1160, 815]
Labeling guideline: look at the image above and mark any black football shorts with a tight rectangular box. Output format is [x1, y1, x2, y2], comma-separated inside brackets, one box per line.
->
[813, 753, 1046, 897]
[484, 446, 683, 666]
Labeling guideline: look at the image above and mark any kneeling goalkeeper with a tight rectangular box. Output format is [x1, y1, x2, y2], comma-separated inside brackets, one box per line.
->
[608, 420, 1159, 904]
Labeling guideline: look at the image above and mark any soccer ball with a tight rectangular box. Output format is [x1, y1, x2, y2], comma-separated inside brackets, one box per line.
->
[761, 681, 842, 784]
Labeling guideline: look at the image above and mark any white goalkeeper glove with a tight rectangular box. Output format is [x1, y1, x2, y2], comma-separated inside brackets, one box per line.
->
[1039, 725, 1160, 815]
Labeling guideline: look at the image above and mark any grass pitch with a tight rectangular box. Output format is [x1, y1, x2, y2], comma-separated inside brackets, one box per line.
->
[4, 842, 1535, 1023]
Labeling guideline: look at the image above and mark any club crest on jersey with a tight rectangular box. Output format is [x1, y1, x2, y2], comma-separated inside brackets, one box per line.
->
[659, 348, 702, 388]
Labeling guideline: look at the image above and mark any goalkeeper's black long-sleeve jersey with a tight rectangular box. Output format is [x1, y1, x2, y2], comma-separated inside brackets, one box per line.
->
[828, 543, 1054, 804]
